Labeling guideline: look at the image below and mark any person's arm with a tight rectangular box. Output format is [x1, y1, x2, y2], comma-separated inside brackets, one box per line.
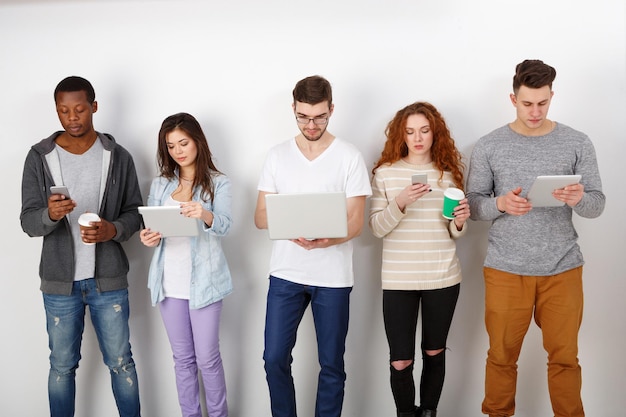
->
[20, 149, 68, 237]
[369, 172, 429, 238]
[466, 141, 515, 221]
[494, 187, 532, 216]
[563, 136, 605, 218]
[254, 190, 273, 230]
[106, 149, 143, 242]
[337, 195, 367, 244]
[139, 178, 166, 248]
[177, 175, 234, 235]
[369, 174, 401, 238]
[450, 198, 470, 234]
[204, 175, 232, 235]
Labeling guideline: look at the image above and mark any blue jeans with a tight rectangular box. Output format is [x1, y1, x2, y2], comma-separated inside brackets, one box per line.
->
[263, 276, 352, 417]
[43, 278, 140, 417]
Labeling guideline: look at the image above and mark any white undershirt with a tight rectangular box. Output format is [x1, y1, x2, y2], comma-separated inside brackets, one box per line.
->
[162, 196, 192, 299]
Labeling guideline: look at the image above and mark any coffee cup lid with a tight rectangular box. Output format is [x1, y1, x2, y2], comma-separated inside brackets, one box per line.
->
[78, 212, 100, 226]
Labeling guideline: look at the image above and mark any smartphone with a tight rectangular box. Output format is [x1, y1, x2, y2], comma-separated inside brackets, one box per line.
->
[50, 185, 71, 199]
[411, 174, 428, 185]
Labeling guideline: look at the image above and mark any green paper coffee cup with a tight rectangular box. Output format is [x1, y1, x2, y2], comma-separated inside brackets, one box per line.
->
[442, 187, 465, 219]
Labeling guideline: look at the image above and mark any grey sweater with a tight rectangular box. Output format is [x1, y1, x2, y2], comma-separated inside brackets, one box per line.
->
[466, 123, 605, 276]
[20, 132, 143, 295]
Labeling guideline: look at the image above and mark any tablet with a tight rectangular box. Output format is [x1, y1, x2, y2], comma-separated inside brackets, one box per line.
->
[265, 192, 348, 240]
[526, 175, 582, 207]
[138, 206, 199, 237]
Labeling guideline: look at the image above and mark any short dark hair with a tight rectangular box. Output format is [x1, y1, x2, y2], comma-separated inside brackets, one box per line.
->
[512, 60, 557, 93]
[292, 75, 332, 106]
[54, 76, 96, 104]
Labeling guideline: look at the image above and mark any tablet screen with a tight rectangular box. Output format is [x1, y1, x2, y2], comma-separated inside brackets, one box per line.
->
[138, 206, 199, 237]
[526, 175, 581, 207]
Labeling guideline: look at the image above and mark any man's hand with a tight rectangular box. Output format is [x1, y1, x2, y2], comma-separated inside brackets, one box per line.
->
[496, 187, 532, 216]
[553, 182, 584, 207]
[48, 194, 76, 221]
[80, 218, 117, 244]
[290, 237, 331, 250]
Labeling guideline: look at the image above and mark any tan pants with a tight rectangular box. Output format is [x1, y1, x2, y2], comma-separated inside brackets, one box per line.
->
[481, 266, 585, 417]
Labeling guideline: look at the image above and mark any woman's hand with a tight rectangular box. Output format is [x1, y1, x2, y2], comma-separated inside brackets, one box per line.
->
[140, 228, 161, 247]
[180, 201, 214, 227]
[180, 201, 204, 218]
[452, 198, 470, 230]
[395, 183, 431, 212]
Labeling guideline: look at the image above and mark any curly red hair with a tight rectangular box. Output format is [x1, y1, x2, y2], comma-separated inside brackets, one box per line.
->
[372, 102, 465, 190]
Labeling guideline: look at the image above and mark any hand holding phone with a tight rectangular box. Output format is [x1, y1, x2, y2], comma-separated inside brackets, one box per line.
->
[50, 185, 71, 199]
[48, 185, 75, 221]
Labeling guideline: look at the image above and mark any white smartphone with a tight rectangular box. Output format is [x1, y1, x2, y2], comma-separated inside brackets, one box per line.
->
[50, 185, 71, 199]
[411, 174, 428, 185]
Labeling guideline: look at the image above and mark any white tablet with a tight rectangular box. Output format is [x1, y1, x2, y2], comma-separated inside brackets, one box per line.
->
[138, 206, 199, 237]
[265, 192, 348, 240]
[526, 175, 582, 207]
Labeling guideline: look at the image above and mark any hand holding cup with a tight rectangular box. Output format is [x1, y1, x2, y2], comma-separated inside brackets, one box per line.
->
[442, 188, 465, 219]
[78, 212, 101, 245]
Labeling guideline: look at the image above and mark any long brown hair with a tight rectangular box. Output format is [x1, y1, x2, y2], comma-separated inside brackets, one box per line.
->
[372, 102, 465, 190]
[157, 112, 222, 202]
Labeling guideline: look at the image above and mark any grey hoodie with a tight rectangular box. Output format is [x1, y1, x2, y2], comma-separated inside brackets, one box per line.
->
[20, 131, 143, 295]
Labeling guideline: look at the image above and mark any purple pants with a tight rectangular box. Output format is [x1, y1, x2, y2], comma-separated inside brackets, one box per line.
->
[159, 297, 228, 417]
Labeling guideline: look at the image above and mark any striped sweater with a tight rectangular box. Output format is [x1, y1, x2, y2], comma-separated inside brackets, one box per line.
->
[369, 160, 466, 290]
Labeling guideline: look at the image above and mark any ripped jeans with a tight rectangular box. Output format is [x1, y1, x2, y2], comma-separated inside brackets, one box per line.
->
[43, 278, 141, 417]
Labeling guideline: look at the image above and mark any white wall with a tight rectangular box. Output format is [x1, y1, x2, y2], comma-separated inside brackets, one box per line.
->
[1, 1, 624, 416]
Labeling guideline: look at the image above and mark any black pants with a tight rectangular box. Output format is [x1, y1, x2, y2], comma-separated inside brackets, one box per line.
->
[383, 284, 460, 411]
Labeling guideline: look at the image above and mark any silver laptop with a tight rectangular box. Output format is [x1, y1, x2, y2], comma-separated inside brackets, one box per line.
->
[265, 192, 348, 240]
[138, 206, 199, 237]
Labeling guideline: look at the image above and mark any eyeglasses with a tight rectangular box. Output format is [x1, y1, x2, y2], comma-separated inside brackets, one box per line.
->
[295, 116, 329, 125]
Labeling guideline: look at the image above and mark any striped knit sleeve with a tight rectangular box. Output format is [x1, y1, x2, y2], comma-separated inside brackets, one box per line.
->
[369, 169, 406, 238]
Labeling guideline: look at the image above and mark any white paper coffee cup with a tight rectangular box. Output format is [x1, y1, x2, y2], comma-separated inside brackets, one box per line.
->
[78, 212, 100, 245]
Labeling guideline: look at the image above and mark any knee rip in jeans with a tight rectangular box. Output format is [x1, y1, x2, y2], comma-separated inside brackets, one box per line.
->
[113, 304, 122, 313]
[391, 359, 414, 371]
[51, 366, 77, 381]
[112, 358, 136, 386]
[423, 347, 446, 357]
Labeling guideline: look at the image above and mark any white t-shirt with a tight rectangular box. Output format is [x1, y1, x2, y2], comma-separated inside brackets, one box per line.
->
[257, 137, 372, 287]
[162, 196, 192, 299]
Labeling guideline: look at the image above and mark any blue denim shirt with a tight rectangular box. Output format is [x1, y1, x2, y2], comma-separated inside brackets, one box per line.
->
[146, 173, 233, 309]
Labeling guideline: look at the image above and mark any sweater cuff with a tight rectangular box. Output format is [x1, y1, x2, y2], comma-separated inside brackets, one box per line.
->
[389, 198, 408, 220]
[41, 209, 58, 227]
[448, 218, 468, 238]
